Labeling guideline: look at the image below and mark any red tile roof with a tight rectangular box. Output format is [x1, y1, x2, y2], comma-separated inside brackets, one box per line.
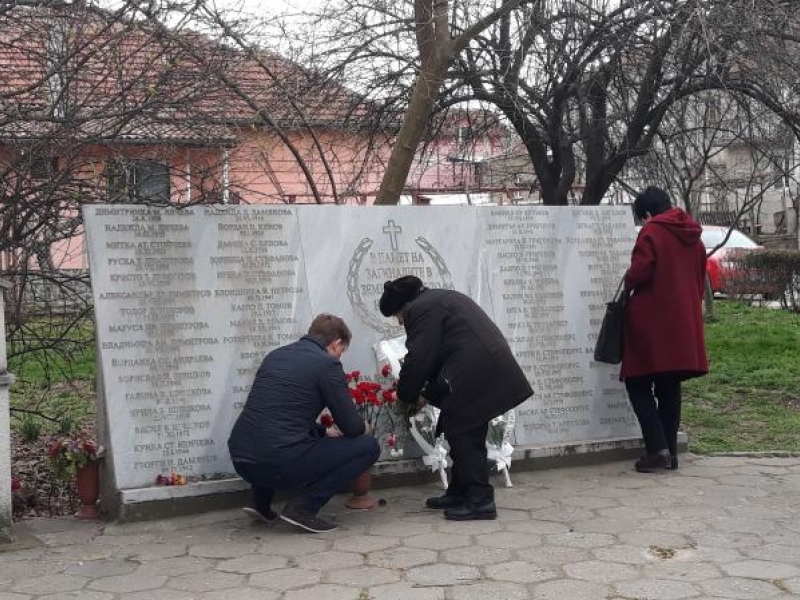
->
[0, 5, 376, 146]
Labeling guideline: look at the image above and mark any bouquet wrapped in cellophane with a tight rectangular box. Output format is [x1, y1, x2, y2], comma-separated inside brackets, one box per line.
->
[487, 410, 516, 487]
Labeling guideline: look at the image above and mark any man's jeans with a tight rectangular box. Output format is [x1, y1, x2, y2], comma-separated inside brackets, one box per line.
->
[234, 434, 380, 514]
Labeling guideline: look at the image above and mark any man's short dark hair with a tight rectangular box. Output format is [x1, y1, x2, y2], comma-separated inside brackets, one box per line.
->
[308, 313, 352, 347]
[633, 186, 672, 220]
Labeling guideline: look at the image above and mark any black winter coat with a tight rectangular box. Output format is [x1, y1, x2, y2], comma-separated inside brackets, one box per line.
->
[228, 336, 364, 466]
[397, 288, 533, 436]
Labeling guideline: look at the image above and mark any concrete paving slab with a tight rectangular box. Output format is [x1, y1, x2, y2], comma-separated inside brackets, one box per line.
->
[2, 457, 800, 600]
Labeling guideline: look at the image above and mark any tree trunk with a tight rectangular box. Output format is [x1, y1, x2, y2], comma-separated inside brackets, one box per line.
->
[703, 274, 716, 322]
[374, 63, 448, 205]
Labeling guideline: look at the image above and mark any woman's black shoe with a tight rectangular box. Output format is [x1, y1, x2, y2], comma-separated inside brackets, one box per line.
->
[426, 495, 465, 510]
[634, 453, 670, 473]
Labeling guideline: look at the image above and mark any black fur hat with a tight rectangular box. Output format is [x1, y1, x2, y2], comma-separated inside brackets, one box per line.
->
[379, 275, 424, 317]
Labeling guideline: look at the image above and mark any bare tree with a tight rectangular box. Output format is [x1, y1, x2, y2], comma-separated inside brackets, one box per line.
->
[305, 0, 800, 206]
[1, 0, 380, 392]
[285, 0, 539, 205]
[621, 92, 800, 316]
[374, 0, 537, 205]
[450, 0, 800, 204]
[1, 0, 219, 380]
[2, 0, 418, 404]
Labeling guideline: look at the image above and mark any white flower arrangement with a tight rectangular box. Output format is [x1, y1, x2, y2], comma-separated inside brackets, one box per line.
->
[486, 410, 516, 487]
[374, 335, 517, 486]
[409, 405, 449, 488]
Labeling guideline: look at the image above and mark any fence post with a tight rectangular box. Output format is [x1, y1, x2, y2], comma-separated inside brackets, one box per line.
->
[0, 280, 15, 542]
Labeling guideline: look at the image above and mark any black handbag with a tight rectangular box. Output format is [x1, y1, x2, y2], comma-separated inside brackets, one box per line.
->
[593, 278, 627, 364]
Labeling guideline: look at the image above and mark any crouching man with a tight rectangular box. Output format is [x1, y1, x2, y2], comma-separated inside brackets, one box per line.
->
[228, 314, 379, 533]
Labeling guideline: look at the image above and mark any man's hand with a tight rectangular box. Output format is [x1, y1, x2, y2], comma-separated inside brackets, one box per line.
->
[363, 420, 373, 436]
[325, 426, 343, 438]
[385, 389, 425, 408]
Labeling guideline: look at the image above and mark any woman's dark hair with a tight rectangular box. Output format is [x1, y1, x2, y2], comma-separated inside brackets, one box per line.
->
[633, 186, 672, 220]
[308, 313, 352, 346]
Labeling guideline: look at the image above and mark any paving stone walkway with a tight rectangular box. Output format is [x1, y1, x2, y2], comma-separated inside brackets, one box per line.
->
[2, 455, 800, 600]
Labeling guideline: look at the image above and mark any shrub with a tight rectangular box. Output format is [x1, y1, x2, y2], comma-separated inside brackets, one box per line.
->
[17, 414, 43, 443]
[744, 250, 800, 311]
[58, 416, 75, 435]
[724, 249, 800, 310]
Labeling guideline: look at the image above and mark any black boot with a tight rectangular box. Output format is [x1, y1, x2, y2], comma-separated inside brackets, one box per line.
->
[635, 451, 670, 473]
[444, 500, 497, 521]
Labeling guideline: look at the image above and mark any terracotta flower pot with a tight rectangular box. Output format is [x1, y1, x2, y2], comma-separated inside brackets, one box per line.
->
[75, 461, 100, 519]
[344, 469, 376, 510]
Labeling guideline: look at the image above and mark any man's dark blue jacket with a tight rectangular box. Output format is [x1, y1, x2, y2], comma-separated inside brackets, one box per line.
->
[228, 335, 365, 466]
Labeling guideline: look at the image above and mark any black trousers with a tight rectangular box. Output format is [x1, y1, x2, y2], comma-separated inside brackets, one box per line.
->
[233, 434, 380, 515]
[446, 421, 493, 505]
[624, 373, 682, 457]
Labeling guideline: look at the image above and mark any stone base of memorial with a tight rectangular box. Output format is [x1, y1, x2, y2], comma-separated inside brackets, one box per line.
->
[103, 434, 686, 522]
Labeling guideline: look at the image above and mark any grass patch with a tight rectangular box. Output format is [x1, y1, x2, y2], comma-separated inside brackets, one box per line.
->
[8, 318, 96, 383]
[9, 318, 96, 437]
[684, 301, 800, 453]
[10, 379, 95, 437]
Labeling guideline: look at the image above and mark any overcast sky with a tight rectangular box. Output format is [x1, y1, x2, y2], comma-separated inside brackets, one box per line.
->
[211, 0, 324, 17]
[98, 0, 325, 18]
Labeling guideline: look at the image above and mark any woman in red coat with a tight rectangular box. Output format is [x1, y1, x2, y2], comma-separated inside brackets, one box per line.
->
[622, 187, 709, 472]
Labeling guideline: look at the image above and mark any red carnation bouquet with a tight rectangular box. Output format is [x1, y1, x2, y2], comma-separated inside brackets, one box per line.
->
[346, 366, 398, 434]
[345, 370, 395, 435]
[319, 364, 405, 458]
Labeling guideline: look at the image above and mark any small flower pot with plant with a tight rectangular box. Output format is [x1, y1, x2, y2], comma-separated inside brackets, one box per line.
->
[46, 435, 104, 519]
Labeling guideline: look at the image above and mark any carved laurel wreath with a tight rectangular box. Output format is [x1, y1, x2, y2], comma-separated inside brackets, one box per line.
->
[346, 236, 454, 334]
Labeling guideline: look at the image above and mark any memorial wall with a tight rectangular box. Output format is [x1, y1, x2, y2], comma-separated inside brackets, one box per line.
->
[83, 205, 639, 492]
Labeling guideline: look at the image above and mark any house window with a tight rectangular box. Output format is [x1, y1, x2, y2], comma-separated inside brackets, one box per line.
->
[107, 159, 170, 204]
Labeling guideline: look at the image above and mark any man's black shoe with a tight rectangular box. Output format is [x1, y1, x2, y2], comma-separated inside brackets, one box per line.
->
[668, 456, 679, 470]
[426, 495, 465, 510]
[444, 501, 497, 521]
[634, 453, 670, 473]
[280, 503, 338, 533]
[242, 507, 278, 524]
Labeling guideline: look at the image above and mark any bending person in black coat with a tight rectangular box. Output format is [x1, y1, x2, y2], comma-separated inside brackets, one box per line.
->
[379, 276, 533, 521]
[228, 314, 379, 533]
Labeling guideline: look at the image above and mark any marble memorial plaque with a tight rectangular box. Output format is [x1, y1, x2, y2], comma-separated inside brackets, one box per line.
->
[84, 204, 638, 492]
[296, 206, 482, 372]
[475, 206, 639, 445]
[84, 205, 310, 490]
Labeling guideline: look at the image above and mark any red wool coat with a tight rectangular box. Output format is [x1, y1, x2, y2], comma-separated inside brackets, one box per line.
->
[620, 208, 709, 380]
